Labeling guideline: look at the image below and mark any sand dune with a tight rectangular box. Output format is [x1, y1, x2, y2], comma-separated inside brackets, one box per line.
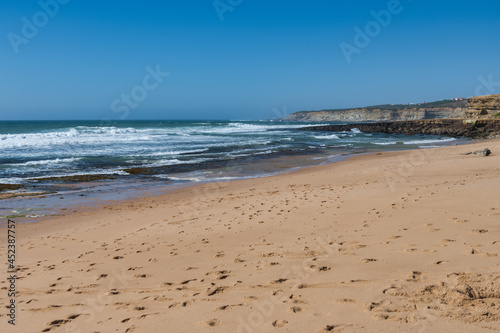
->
[1, 140, 499, 332]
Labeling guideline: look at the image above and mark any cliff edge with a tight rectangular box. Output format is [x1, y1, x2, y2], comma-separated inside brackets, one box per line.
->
[284, 95, 500, 122]
[465, 94, 500, 118]
[283, 99, 467, 122]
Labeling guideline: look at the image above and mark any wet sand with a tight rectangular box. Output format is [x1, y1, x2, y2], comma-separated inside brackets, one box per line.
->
[1, 140, 499, 332]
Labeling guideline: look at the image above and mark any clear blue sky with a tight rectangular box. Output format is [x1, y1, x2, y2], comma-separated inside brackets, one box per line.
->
[1, 0, 500, 120]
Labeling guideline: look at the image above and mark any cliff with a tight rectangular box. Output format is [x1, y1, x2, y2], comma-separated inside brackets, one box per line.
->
[290, 95, 500, 138]
[465, 94, 500, 118]
[284, 100, 468, 122]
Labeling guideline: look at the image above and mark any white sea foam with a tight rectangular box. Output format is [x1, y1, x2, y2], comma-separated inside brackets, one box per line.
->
[313, 134, 339, 139]
[161, 176, 204, 182]
[27, 170, 129, 180]
[140, 158, 210, 168]
[139, 148, 210, 157]
[372, 137, 456, 146]
[0, 127, 152, 149]
[193, 122, 324, 135]
[0, 122, 462, 185]
[0, 177, 25, 184]
[373, 141, 398, 145]
[403, 138, 456, 145]
[9, 157, 81, 167]
[0, 123, 320, 150]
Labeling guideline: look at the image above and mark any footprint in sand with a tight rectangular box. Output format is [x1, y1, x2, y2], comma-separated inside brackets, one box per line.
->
[382, 285, 406, 296]
[169, 300, 194, 308]
[388, 235, 402, 239]
[180, 279, 197, 285]
[471, 229, 488, 234]
[217, 304, 244, 311]
[406, 271, 423, 282]
[214, 251, 225, 258]
[203, 319, 221, 327]
[308, 265, 331, 272]
[207, 286, 226, 296]
[360, 258, 378, 263]
[270, 278, 288, 285]
[272, 319, 288, 327]
[134, 274, 150, 279]
[289, 306, 304, 313]
[335, 298, 356, 303]
[41, 314, 80, 332]
[364, 299, 396, 316]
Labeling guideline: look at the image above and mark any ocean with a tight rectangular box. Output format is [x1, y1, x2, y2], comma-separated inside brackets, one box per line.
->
[0, 120, 462, 220]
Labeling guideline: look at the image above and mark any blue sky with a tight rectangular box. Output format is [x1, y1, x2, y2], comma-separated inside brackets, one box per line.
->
[1, 0, 500, 120]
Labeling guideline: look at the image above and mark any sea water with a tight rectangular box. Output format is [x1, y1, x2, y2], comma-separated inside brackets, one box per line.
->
[0, 120, 463, 220]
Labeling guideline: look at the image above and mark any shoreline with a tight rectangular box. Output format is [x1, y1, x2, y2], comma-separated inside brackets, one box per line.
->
[4, 151, 354, 229]
[0, 137, 477, 228]
[0, 137, 469, 223]
[14, 138, 481, 228]
[0, 118, 472, 220]
[1, 139, 499, 332]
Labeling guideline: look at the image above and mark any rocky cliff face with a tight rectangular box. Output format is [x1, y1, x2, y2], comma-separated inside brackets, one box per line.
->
[284, 107, 467, 122]
[466, 94, 500, 118]
[284, 96, 500, 122]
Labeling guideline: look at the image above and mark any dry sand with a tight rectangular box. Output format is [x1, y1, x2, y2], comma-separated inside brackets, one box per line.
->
[1, 140, 499, 333]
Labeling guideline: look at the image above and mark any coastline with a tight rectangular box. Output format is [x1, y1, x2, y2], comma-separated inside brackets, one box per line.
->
[6, 138, 487, 236]
[0, 150, 353, 223]
[0, 137, 468, 223]
[0, 119, 470, 221]
[1, 139, 499, 332]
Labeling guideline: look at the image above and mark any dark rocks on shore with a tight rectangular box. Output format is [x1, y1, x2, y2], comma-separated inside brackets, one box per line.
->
[462, 148, 492, 157]
[34, 174, 119, 183]
[0, 184, 23, 192]
[298, 119, 500, 139]
[0, 174, 121, 196]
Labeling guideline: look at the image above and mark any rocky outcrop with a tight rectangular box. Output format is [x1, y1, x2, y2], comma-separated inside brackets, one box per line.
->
[285, 107, 466, 122]
[298, 119, 500, 139]
[284, 100, 468, 122]
[465, 94, 500, 118]
[462, 148, 492, 156]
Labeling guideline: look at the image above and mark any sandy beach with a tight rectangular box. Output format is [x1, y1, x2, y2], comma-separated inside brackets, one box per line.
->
[1, 140, 499, 333]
